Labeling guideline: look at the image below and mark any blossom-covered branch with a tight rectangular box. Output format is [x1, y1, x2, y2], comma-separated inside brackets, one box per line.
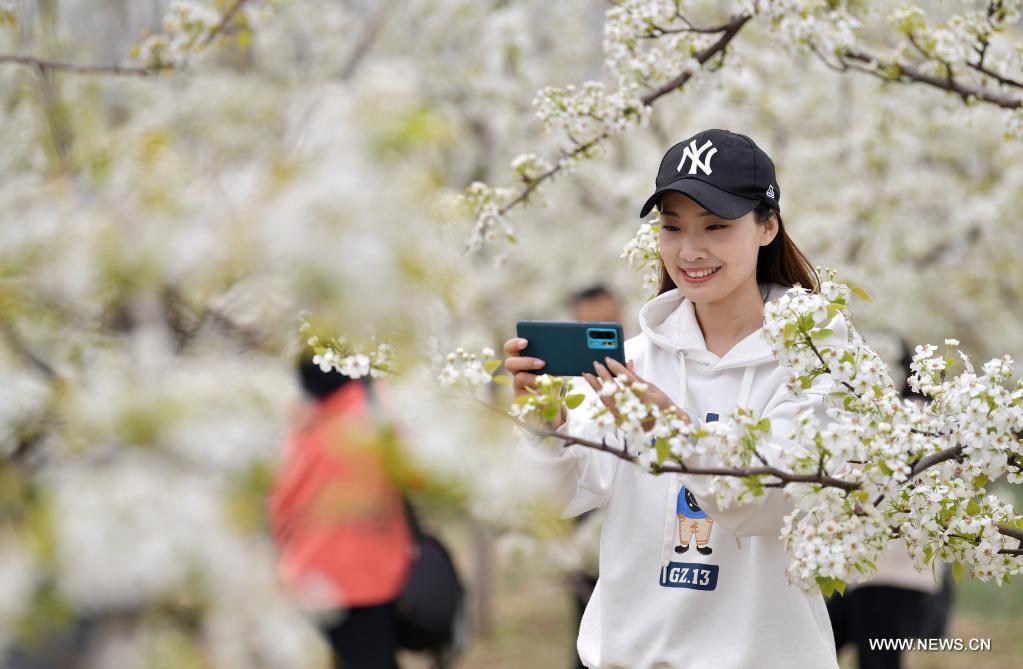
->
[807, 2, 1022, 111]
[462, 1, 1023, 255]
[434, 270, 1023, 592]
[460, 6, 753, 251]
[0, 0, 263, 77]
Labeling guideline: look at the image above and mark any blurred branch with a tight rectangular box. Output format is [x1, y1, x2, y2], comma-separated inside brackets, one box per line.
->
[0, 324, 56, 464]
[339, 4, 390, 81]
[201, 0, 255, 47]
[0, 54, 170, 76]
[0, 0, 255, 77]
[0, 323, 57, 381]
[163, 287, 272, 354]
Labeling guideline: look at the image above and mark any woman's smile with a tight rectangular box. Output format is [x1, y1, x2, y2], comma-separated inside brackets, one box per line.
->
[680, 266, 722, 283]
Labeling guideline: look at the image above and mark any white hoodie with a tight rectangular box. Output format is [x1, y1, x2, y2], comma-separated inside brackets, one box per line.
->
[524, 282, 845, 669]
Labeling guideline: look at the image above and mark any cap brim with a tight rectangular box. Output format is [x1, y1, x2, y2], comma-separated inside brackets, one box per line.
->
[638, 178, 760, 220]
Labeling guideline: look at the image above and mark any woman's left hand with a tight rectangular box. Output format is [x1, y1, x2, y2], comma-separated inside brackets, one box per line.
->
[582, 357, 687, 431]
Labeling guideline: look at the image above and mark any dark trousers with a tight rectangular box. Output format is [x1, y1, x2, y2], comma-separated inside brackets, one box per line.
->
[827, 575, 953, 669]
[569, 573, 598, 669]
[322, 603, 400, 669]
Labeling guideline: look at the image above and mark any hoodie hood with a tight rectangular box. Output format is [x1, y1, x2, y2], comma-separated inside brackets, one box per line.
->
[637, 282, 791, 370]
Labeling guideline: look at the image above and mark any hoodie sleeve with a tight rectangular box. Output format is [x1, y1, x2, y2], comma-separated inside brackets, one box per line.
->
[514, 385, 621, 517]
[512, 335, 647, 518]
[677, 314, 848, 538]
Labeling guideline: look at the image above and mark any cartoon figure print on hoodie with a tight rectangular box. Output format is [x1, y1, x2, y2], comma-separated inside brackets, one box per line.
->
[519, 282, 845, 669]
[675, 485, 712, 556]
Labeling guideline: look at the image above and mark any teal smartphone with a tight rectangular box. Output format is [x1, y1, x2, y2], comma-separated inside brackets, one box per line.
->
[516, 320, 625, 377]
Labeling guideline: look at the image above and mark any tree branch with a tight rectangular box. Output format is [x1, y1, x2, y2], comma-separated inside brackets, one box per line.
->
[465, 12, 753, 247]
[838, 48, 1022, 110]
[0, 323, 57, 381]
[200, 0, 254, 47]
[339, 4, 389, 81]
[656, 461, 862, 491]
[639, 14, 752, 106]
[0, 0, 254, 77]
[470, 389, 1023, 556]
[909, 444, 964, 478]
[0, 54, 169, 76]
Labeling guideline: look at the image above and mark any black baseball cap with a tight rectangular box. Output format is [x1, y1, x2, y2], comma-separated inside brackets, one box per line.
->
[638, 129, 780, 220]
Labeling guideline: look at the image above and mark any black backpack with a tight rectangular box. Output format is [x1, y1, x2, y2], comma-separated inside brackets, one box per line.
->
[395, 498, 467, 666]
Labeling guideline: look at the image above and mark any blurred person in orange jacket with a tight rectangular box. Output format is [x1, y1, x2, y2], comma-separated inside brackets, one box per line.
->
[271, 353, 414, 669]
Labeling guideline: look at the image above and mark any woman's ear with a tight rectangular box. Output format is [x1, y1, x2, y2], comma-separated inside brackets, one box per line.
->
[759, 213, 779, 247]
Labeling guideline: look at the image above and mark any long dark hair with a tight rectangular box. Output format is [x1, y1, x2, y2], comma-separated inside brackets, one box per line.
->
[656, 202, 819, 296]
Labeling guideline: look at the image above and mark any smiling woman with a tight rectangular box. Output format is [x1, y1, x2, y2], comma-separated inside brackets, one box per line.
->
[503, 128, 851, 668]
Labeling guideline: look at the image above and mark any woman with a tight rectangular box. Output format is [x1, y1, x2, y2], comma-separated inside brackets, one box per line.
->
[505, 129, 846, 668]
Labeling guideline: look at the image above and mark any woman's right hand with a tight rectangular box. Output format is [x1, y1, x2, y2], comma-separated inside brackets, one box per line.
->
[503, 336, 565, 430]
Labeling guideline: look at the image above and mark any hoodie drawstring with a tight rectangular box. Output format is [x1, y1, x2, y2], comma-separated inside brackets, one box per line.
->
[674, 349, 687, 411]
[738, 366, 756, 409]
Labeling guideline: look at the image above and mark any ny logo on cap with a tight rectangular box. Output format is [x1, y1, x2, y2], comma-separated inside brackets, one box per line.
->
[766, 184, 775, 198]
[676, 139, 717, 176]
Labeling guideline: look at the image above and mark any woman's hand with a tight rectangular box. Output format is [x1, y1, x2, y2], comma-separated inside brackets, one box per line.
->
[581, 357, 688, 431]
[503, 336, 565, 430]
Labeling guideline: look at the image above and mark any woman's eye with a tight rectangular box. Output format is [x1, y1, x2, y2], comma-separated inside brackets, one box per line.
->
[708, 224, 727, 230]
[663, 225, 679, 232]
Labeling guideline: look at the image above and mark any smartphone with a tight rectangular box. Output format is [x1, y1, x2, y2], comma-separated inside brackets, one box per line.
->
[516, 320, 626, 377]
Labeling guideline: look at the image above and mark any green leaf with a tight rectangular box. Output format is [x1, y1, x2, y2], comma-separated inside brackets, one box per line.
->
[812, 328, 833, 341]
[972, 474, 988, 489]
[564, 393, 585, 410]
[655, 438, 671, 464]
[952, 561, 964, 584]
[756, 418, 771, 433]
[492, 375, 510, 385]
[783, 322, 797, 340]
[484, 360, 502, 374]
[815, 575, 836, 598]
[833, 579, 846, 596]
[542, 405, 560, 422]
[851, 285, 872, 302]
[743, 476, 765, 497]
[966, 498, 981, 516]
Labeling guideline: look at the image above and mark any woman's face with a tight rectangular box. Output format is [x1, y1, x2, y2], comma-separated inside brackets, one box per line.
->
[657, 191, 777, 304]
